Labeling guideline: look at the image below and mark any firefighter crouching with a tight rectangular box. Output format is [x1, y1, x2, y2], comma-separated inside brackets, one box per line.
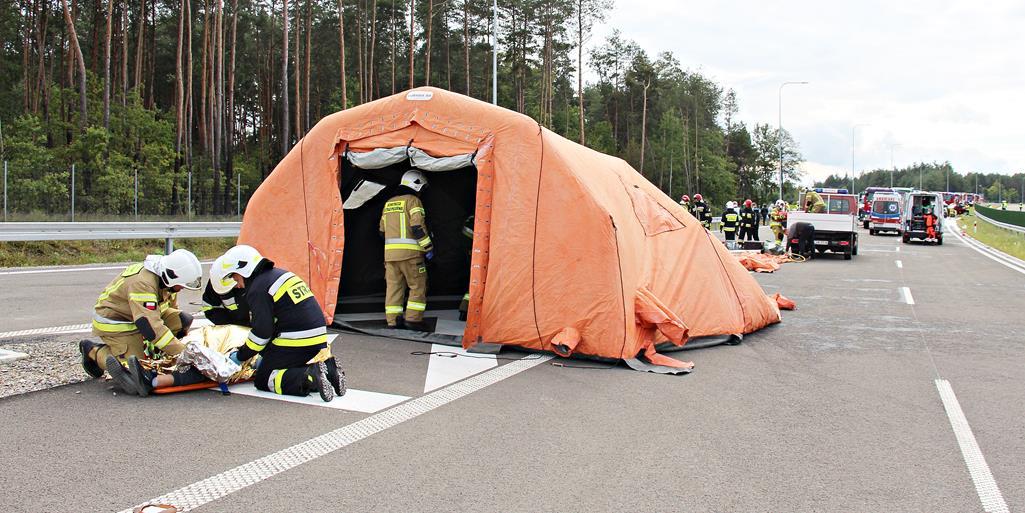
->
[721, 201, 739, 242]
[79, 250, 202, 393]
[218, 245, 345, 402]
[381, 170, 433, 330]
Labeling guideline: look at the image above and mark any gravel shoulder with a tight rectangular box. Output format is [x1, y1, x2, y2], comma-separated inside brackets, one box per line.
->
[0, 334, 97, 399]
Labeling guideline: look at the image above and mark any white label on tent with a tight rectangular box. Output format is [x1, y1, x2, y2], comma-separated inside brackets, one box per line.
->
[406, 90, 434, 101]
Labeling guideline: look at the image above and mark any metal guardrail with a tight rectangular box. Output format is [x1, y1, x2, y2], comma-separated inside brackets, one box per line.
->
[0, 222, 240, 253]
[975, 211, 1025, 234]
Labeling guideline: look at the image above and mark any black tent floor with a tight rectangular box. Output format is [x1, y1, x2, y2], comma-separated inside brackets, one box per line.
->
[331, 309, 502, 354]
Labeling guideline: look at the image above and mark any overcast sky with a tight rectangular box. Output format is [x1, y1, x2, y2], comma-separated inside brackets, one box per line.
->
[592, 0, 1025, 184]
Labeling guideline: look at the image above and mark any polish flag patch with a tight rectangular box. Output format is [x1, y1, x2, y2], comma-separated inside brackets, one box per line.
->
[144, 301, 158, 311]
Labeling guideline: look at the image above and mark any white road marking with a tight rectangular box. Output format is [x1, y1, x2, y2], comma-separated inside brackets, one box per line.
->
[896, 260, 903, 269]
[0, 261, 214, 276]
[901, 286, 915, 305]
[0, 348, 30, 363]
[935, 379, 1009, 513]
[118, 353, 553, 513]
[0, 318, 214, 340]
[225, 383, 410, 413]
[896, 245, 901, 252]
[0, 324, 91, 340]
[423, 343, 497, 392]
[946, 220, 1025, 276]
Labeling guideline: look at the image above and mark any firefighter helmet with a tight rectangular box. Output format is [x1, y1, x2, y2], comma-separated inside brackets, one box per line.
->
[218, 245, 265, 281]
[694, 193, 703, 201]
[744, 199, 753, 208]
[155, 249, 203, 290]
[400, 170, 428, 192]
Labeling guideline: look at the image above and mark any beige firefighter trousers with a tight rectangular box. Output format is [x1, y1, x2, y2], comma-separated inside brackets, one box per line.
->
[384, 257, 428, 325]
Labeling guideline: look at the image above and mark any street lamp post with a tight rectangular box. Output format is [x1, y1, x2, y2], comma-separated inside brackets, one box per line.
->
[888, 143, 901, 188]
[492, 0, 498, 105]
[851, 124, 870, 193]
[778, 81, 808, 201]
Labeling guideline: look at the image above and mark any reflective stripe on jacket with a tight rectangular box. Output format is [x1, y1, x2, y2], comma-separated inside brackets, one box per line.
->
[92, 262, 180, 351]
[380, 194, 432, 261]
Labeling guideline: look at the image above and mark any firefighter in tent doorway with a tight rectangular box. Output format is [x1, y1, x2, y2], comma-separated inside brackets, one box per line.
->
[721, 201, 739, 242]
[381, 170, 433, 331]
[459, 215, 475, 321]
[692, 194, 710, 229]
[79, 249, 203, 394]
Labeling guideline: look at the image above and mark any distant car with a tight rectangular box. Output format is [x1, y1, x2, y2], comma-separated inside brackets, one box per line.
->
[869, 192, 902, 235]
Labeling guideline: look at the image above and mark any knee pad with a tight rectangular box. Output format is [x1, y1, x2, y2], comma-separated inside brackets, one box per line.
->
[177, 311, 195, 338]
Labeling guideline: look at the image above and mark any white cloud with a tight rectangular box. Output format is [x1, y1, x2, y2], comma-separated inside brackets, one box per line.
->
[589, 0, 1025, 179]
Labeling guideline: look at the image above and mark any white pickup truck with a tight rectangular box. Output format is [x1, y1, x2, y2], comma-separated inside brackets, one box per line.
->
[786, 190, 859, 260]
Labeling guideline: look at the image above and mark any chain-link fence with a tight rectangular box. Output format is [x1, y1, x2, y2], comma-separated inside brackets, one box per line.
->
[2, 160, 253, 222]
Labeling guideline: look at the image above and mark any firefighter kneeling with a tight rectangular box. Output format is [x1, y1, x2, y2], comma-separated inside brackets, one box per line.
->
[79, 249, 202, 395]
[218, 245, 344, 402]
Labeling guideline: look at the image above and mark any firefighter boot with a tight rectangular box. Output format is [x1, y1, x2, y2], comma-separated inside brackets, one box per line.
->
[105, 356, 139, 396]
[308, 362, 335, 402]
[325, 357, 347, 397]
[126, 356, 154, 397]
[79, 340, 104, 378]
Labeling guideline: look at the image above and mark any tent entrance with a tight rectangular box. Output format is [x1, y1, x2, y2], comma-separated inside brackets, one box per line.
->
[332, 150, 478, 344]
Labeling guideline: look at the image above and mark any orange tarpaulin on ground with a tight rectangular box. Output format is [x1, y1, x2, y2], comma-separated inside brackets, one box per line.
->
[240, 87, 781, 365]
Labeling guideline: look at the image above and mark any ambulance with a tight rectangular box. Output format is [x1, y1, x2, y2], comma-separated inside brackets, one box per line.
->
[868, 191, 902, 235]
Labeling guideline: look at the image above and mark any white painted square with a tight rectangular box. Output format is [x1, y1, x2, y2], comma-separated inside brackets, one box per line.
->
[434, 319, 466, 337]
[0, 348, 29, 364]
[424, 343, 497, 393]
[224, 382, 410, 413]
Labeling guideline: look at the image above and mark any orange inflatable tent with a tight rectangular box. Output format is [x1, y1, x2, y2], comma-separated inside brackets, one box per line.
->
[240, 87, 781, 371]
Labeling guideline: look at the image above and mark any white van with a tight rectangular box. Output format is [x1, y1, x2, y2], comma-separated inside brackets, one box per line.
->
[869, 192, 902, 235]
[901, 192, 945, 244]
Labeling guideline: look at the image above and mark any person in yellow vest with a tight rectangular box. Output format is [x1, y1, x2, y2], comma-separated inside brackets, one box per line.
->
[720, 201, 739, 242]
[79, 249, 203, 395]
[804, 190, 826, 213]
[770, 200, 788, 244]
[381, 170, 433, 330]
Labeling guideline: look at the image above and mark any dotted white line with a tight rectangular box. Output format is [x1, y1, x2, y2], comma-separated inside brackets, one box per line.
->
[901, 286, 915, 305]
[0, 324, 91, 340]
[118, 354, 553, 513]
[935, 379, 1009, 513]
[895, 260, 903, 269]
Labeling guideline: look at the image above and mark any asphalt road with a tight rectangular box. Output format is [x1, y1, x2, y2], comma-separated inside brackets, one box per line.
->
[1, 224, 1023, 512]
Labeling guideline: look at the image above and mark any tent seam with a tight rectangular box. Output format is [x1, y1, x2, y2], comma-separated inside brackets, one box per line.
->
[530, 124, 544, 347]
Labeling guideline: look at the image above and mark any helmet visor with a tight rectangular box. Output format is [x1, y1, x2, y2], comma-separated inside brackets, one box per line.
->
[183, 276, 203, 290]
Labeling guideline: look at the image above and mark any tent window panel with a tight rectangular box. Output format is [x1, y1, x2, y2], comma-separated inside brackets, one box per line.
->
[346, 146, 475, 172]
[620, 180, 687, 236]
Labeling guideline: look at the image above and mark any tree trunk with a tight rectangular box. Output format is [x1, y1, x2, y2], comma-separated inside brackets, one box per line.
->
[389, 0, 395, 94]
[304, 0, 311, 127]
[226, 0, 238, 214]
[102, 0, 113, 129]
[356, 0, 363, 102]
[282, 0, 291, 154]
[576, 0, 584, 144]
[463, 0, 469, 96]
[424, 0, 432, 86]
[407, 0, 414, 88]
[199, 0, 209, 151]
[134, 0, 145, 95]
[61, 0, 87, 133]
[120, 3, 128, 106]
[338, 0, 347, 108]
[368, 0, 377, 100]
[640, 80, 649, 174]
[294, 2, 301, 138]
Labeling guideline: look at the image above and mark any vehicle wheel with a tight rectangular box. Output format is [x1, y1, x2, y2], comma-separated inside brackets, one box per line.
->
[902, 234, 910, 244]
[852, 241, 859, 256]
[937, 236, 943, 246]
[844, 251, 852, 260]
[869, 229, 876, 235]
[863, 220, 870, 229]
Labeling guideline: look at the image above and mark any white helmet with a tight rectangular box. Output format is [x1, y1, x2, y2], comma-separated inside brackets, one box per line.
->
[400, 170, 428, 192]
[726, 201, 737, 209]
[775, 199, 787, 209]
[218, 245, 266, 281]
[154, 249, 203, 290]
[209, 255, 236, 295]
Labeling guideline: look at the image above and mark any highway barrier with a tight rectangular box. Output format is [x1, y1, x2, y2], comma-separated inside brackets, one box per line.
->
[0, 222, 240, 253]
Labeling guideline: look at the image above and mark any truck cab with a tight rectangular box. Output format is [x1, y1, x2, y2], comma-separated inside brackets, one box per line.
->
[787, 188, 859, 260]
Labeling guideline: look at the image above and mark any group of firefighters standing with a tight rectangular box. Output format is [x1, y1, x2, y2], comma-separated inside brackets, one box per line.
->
[679, 194, 790, 244]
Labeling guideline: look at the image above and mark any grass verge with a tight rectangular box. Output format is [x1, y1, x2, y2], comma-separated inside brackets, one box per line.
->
[956, 213, 1025, 261]
[0, 237, 237, 267]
